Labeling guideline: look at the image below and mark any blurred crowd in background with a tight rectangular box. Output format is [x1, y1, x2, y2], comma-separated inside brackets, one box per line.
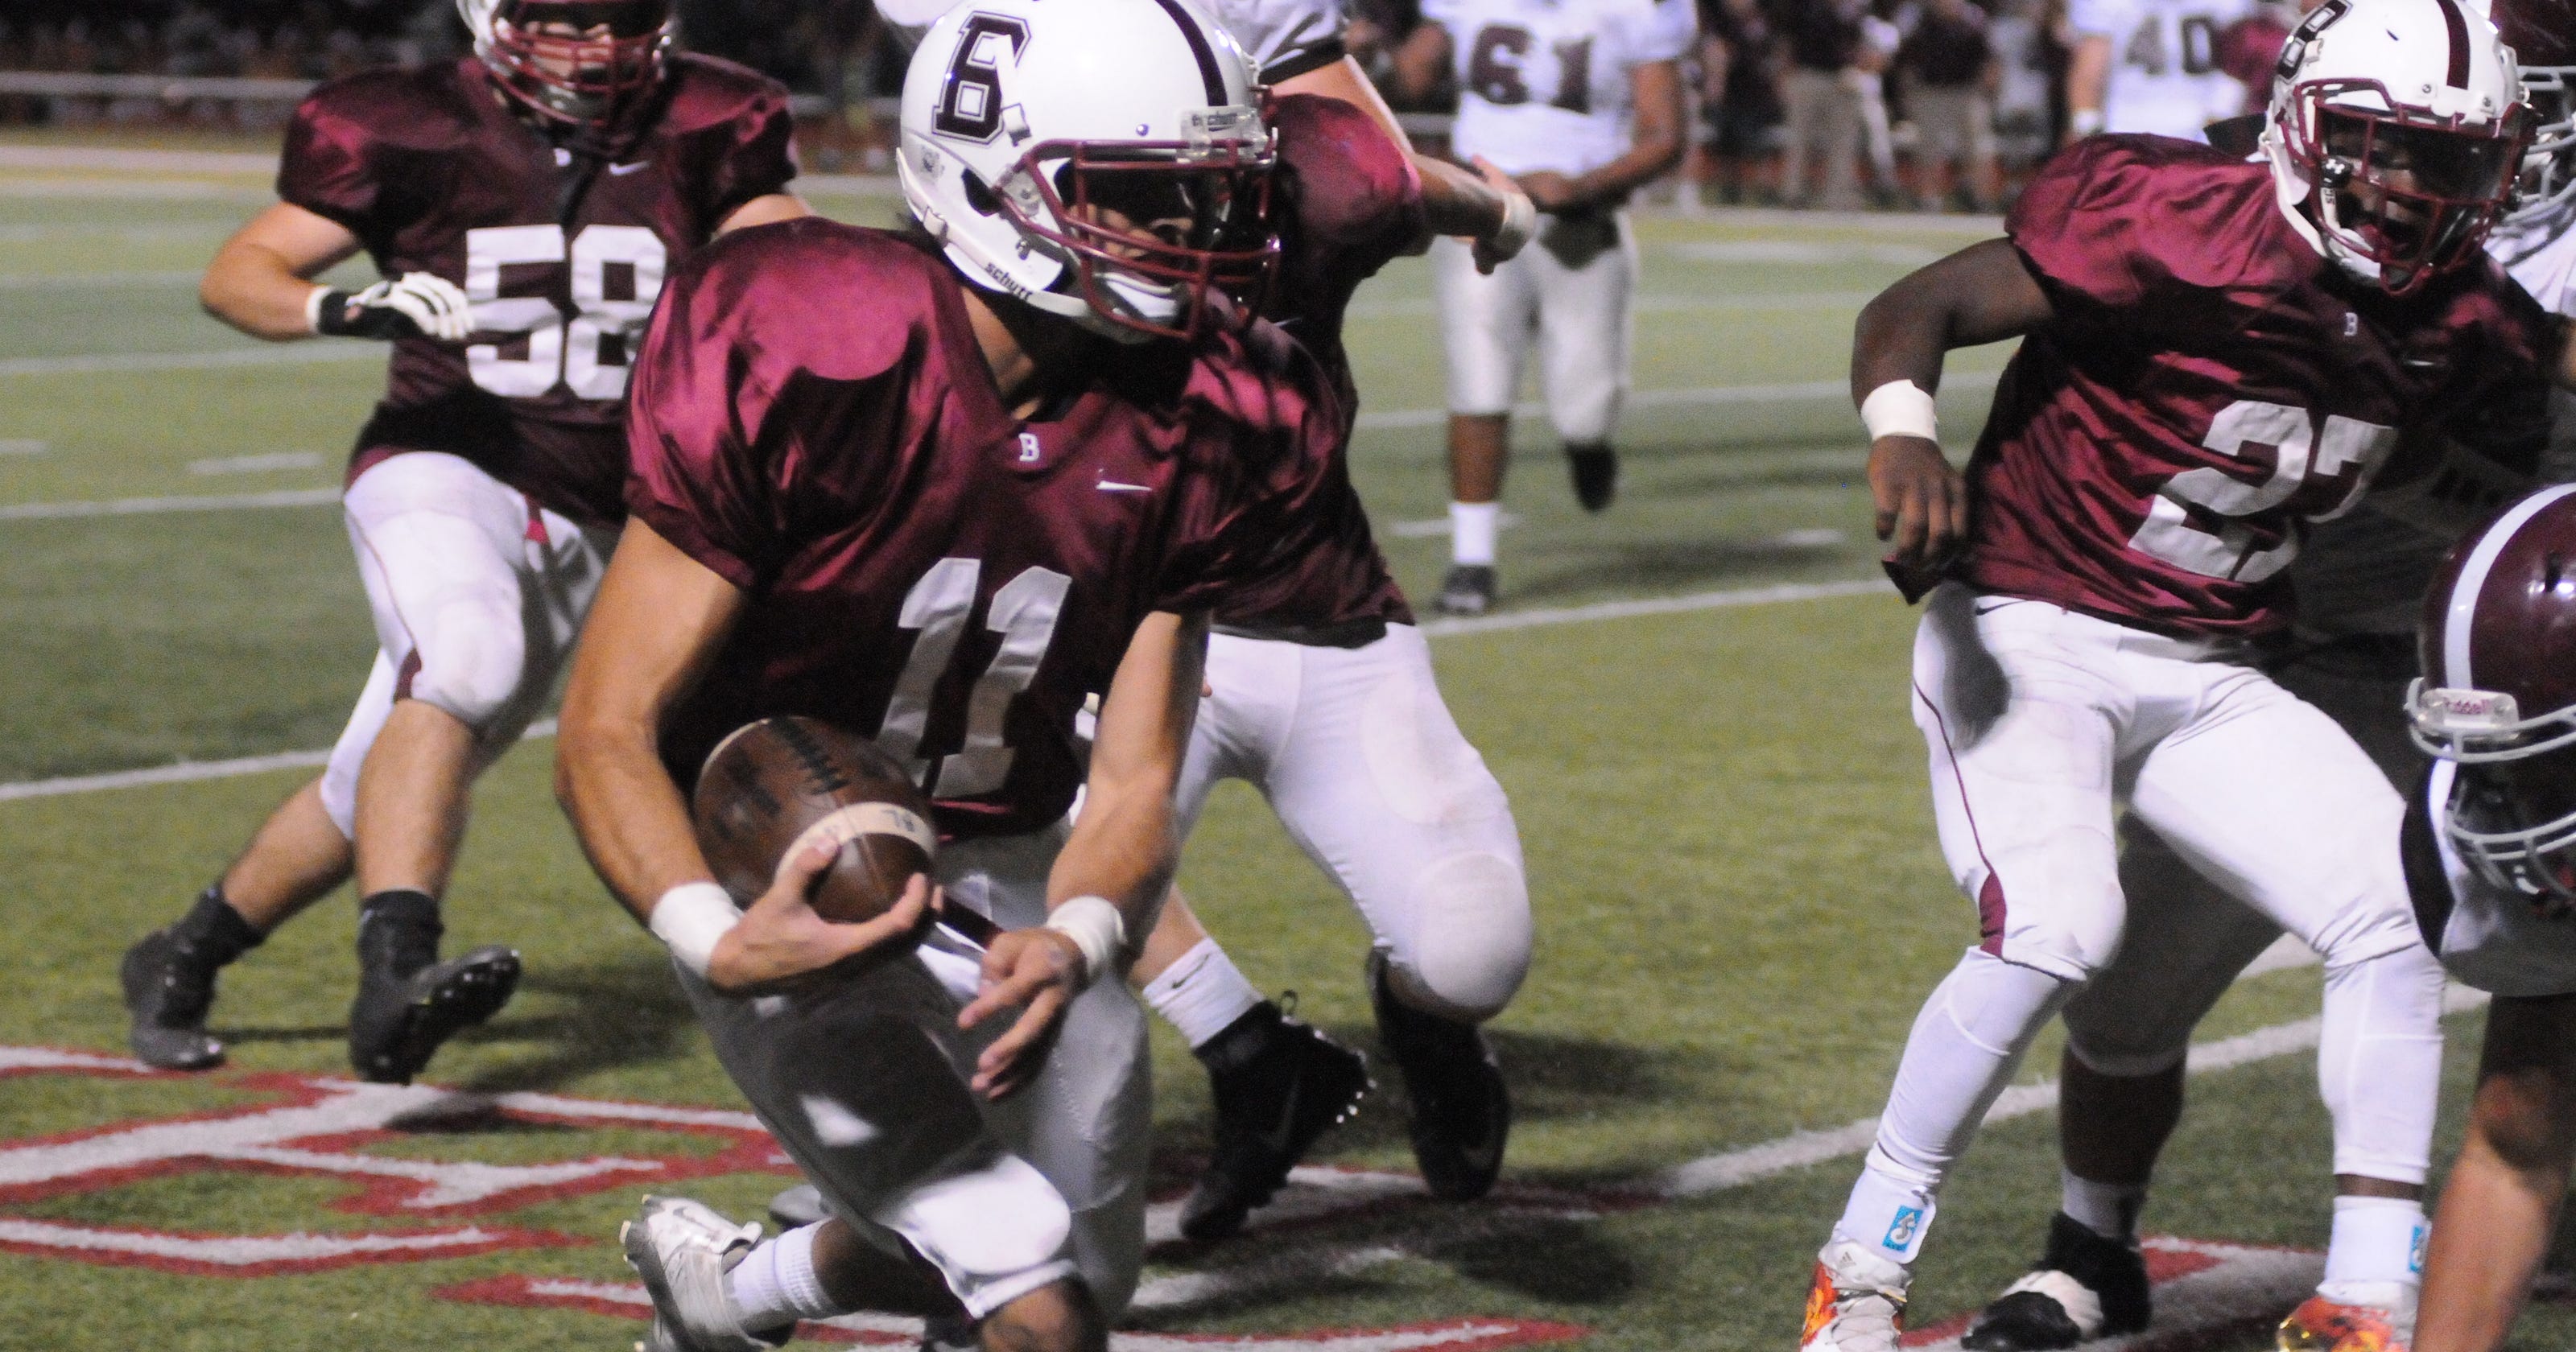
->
[0, 0, 2300, 212]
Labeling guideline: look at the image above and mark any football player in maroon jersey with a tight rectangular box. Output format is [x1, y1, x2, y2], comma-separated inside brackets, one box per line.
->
[833, 0, 1548, 1245]
[556, 0, 1531, 1347]
[1950, 1, 2576, 1347]
[116, 0, 807, 1085]
[1799, 0, 2576, 1348]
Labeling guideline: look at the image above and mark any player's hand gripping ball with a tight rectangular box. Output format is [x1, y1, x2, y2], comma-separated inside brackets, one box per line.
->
[691, 716, 939, 929]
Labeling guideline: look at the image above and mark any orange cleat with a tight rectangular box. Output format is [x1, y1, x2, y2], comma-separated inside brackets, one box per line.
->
[1801, 1241, 1910, 1352]
[2277, 1293, 2409, 1352]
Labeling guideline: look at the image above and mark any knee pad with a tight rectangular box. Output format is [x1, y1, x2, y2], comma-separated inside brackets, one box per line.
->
[873, 1152, 1077, 1321]
[2318, 942, 2446, 1185]
[399, 592, 530, 732]
[1387, 849, 1532, 1023]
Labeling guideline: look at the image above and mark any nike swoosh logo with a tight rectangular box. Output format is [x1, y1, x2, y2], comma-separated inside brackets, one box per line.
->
[1096, 480, 1150, 493]
[608, 161, 653, 175]
[1253, 1069, 1311, 1159]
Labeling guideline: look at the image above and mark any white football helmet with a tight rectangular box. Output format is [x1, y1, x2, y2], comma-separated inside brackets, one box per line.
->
[455, 0, 672, 135]
[898, 0, 1281, 342]
[2493, 0, 2576, 233]
[2260, 0, 2532, 291]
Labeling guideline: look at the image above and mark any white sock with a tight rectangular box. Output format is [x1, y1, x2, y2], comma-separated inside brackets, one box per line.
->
[1450, 501, 1500, 567]
[727, 1222, 843, 1329]
[1141, 938, 1264, 1049]
[2061, 1169, 2145, 1241]
[2319, 1195, 2428, 1297]
[1832, 949, 2072, 1266]
[1835, 1154, 1939, 1263]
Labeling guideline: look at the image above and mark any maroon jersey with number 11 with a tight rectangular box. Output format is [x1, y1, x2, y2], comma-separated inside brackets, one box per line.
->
[1958, 134, 2556, 637]
[279, 54, 796, 527]
[627, 220, 1397, 840]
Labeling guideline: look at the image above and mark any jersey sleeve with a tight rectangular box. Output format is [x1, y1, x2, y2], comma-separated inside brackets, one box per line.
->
[697, 78, 801, 229]
[1273, 93, 1428, 314]
[2006, 137, 2238, 321]
[277, 80, 392, 242]
[624, 223, 908, 591]
[1216, 0, 1352, 82]
[1625, 0, 1701, 64]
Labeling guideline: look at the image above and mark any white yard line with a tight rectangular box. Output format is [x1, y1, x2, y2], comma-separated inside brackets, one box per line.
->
[1352, 369, 2000, 431]
[0, 719, 557, 803]
[0, 579, 1899, 802]
[1652, 983, 2487, 1198]
[0, 269, 200, 290]
[0, 345, 378, 377]
[0, 487, 340, 521]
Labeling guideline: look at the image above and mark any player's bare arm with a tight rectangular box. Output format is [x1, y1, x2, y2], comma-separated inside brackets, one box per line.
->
[962, 608, 1208, 1098]
[199, 202, 364, 341]
[1516, 59, 1688, 213]
[2414, 993, 2576, 1352]
[1851, 237, 2054, 568]
[2065, 33, 2110, 139]
[555, 518, 931, 992]
[714, 191, 811, 234]
[1388, 21, 1455, 105]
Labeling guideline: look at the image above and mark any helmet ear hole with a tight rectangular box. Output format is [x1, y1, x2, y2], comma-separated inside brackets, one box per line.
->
[961, 174, 1001, 218]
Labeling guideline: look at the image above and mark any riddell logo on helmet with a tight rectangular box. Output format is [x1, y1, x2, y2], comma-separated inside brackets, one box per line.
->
[2419, 686, 2522, 728]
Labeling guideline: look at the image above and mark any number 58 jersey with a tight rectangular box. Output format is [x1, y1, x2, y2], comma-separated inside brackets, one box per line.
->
[1959, 135, 2557, 638]
[279, 55, 797, 528]
[1421, 0, 1696, 178]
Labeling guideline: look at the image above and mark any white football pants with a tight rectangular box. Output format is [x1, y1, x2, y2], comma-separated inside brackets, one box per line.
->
[1835, 584, 2437, 1262]
[316, 451, 605, 838]
[1430, 213, 1634, 445]
[684, 826, 1153, 1317]
[1177, 626, 1531, 1022]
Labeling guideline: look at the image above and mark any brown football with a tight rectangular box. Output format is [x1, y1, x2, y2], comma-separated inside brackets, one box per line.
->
[691, 716, 939, 927]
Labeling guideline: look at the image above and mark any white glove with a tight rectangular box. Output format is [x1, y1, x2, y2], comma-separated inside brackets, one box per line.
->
[309, 272, 474, 342]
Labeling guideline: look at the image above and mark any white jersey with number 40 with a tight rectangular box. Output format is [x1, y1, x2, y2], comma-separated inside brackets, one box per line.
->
[1422, 0, 1697, 177]
[2069, 0, 2256, 141]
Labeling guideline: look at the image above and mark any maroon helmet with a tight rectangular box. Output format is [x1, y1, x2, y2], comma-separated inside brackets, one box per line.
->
[2413, 483, 2576, 909]
[457, 0, 672, 138]
[2496, 0, 2576, 231]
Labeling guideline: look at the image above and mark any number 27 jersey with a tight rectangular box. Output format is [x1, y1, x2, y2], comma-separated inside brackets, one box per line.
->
[1959, 135, 2557, 638]
[279, 55, 797, 527]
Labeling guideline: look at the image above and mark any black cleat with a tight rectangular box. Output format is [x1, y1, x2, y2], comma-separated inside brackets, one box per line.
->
[120, 930, 227, 1071]
[1179, 1000, 1372, 1241]
[1566, 444, 1617, 512]
[1368, 951, 1508, 1202]
[348, 944, 521, 1084]
[1433, 564, 1498, 617]
[1960, 1212, 2152, 1351]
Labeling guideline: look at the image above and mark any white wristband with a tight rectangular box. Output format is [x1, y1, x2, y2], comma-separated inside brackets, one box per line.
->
[650, 881, 741, 979]
[303, 283, 333, 335]
[1860, 380, 1939, 444]
[1489, 190, 1537, 261]
[1043, 895, 1127, 988]
[2070, 109, 2104, 138]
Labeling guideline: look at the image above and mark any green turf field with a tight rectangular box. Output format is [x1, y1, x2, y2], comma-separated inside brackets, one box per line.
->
[0, 143, 2553, 1352]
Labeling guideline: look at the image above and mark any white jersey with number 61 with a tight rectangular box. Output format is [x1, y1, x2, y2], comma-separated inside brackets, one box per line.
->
[1420, 0, 1697, 178]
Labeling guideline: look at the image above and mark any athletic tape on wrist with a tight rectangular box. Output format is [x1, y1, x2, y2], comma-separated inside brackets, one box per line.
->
[1860, 380, 1939, 443]
[1043, 895, 1126, 988]
[2070, 109, 2104, 138]
[650, 881, 740, 979]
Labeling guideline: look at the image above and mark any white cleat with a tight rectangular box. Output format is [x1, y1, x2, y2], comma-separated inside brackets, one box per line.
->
[1800, 1240, 1912, 1352]
[620, 1195, 791, 1352]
